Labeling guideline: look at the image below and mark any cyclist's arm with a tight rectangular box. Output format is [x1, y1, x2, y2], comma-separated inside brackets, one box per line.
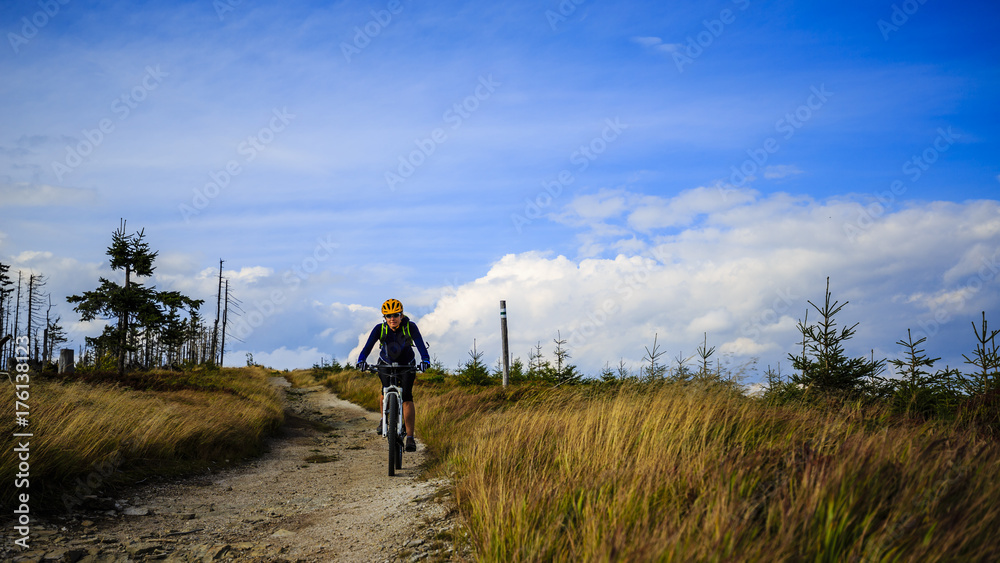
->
[409, 322, 431, 364]
[357, 324, 381, 364]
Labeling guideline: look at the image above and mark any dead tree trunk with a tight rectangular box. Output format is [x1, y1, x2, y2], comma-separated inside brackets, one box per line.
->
[210, 259, 223, 365]
[220, 280, 228, 367]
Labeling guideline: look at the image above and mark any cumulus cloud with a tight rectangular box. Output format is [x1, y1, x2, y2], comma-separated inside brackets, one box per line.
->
[325, 302, 379, 348]
[401, 191, 1000, 381]
[626, 185, 756, 232]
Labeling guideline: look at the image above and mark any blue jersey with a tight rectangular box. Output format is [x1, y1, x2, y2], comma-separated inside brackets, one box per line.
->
[357, 315, 430, 365]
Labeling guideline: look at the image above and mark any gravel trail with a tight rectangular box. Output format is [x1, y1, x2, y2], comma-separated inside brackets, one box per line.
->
[4, 381, 465, 562]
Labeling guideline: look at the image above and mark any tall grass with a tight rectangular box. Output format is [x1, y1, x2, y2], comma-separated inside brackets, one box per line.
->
[438, 385, 998, 561]
[317, 370, 1000, 561]
[1, 366, 283, 512]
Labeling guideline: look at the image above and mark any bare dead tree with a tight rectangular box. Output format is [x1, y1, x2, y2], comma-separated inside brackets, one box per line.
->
[210, 259, 223, 365]
[26, 273, 48, 363]
[220, 279, 228, 367]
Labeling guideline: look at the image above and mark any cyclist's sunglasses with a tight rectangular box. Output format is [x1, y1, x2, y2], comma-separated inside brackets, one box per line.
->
[384, 313, 402, 319]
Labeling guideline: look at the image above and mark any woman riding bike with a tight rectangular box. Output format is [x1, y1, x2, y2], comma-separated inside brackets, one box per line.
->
[356, 298, 430, 452]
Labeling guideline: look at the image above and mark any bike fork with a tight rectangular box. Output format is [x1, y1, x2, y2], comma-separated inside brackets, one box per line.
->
[381, 391, 404, 437]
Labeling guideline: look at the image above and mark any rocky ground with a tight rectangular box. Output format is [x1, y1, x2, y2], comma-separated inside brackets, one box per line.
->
[3, 380, 469, 562]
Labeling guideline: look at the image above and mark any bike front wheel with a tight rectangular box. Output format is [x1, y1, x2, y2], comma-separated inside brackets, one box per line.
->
[387, 394, 399, 476]
[396, 422, 404, 470]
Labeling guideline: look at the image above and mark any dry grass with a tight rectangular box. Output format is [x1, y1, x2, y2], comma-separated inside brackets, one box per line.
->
[311, 371, 1000, 561]
[284, 368, 323, 388]
[1, 366, 283, 512]
[435, 384, 997, 562]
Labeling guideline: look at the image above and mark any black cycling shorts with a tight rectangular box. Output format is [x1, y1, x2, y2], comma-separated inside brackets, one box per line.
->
[377, 366, 417, 402]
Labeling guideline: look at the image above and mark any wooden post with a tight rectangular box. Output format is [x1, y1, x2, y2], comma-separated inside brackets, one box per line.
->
[58, 348, 74, 374]
[500, 300, 510, 387]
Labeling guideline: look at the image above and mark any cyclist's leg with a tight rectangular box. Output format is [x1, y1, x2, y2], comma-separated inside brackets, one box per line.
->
[403, 400, 415, 438]
[401, 369, 416, 438]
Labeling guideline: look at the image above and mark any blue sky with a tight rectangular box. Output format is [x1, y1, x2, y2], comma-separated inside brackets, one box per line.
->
[2, 0, 998, 382]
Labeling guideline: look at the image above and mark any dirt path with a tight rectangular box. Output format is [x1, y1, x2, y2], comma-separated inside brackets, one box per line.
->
[5, 381, 466, 562]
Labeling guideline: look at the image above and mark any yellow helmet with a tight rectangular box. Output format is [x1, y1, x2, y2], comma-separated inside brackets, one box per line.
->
[381, 298, 404, 316]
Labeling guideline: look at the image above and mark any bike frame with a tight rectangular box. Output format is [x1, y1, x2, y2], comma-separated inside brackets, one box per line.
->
[380, 372, 405, 440]
[367, 362, 416, 475]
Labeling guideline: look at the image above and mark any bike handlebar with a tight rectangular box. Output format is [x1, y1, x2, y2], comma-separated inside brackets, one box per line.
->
[362, 362, 423, 373]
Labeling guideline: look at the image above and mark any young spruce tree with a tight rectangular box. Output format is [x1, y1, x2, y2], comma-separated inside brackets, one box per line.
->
[788, 277, 885, 396]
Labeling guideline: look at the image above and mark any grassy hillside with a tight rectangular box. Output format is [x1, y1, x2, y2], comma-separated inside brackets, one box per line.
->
[1, 366, 283, 512]
[321, 369, 999, 562]
[16, 361, 991, 559]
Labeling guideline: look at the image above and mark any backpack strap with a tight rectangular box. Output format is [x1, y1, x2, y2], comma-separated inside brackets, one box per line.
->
[379, 320, 413, 346]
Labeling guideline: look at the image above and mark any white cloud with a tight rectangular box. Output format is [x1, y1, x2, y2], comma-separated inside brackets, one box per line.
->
[633, 36, 664, 48]
[632, 36, 683, 54]
[13, 250, 54, 262]
[194, 265, 274, 286]
[942, 242, 1000, 285]
[555, 186, 759, 238]
[322, 302, 378, 347]
[687, 308, 735, 334]
[720, 337, 775, 357]
[0, 183, 99, 207]
[563, 189, 629, 222]
[226, 266, 274, 286]
[627, 185, 757, 231]
[763, 165, 803, 179]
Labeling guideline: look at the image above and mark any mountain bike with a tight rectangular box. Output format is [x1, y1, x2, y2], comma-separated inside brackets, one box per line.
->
[365, 362, 417, 476]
